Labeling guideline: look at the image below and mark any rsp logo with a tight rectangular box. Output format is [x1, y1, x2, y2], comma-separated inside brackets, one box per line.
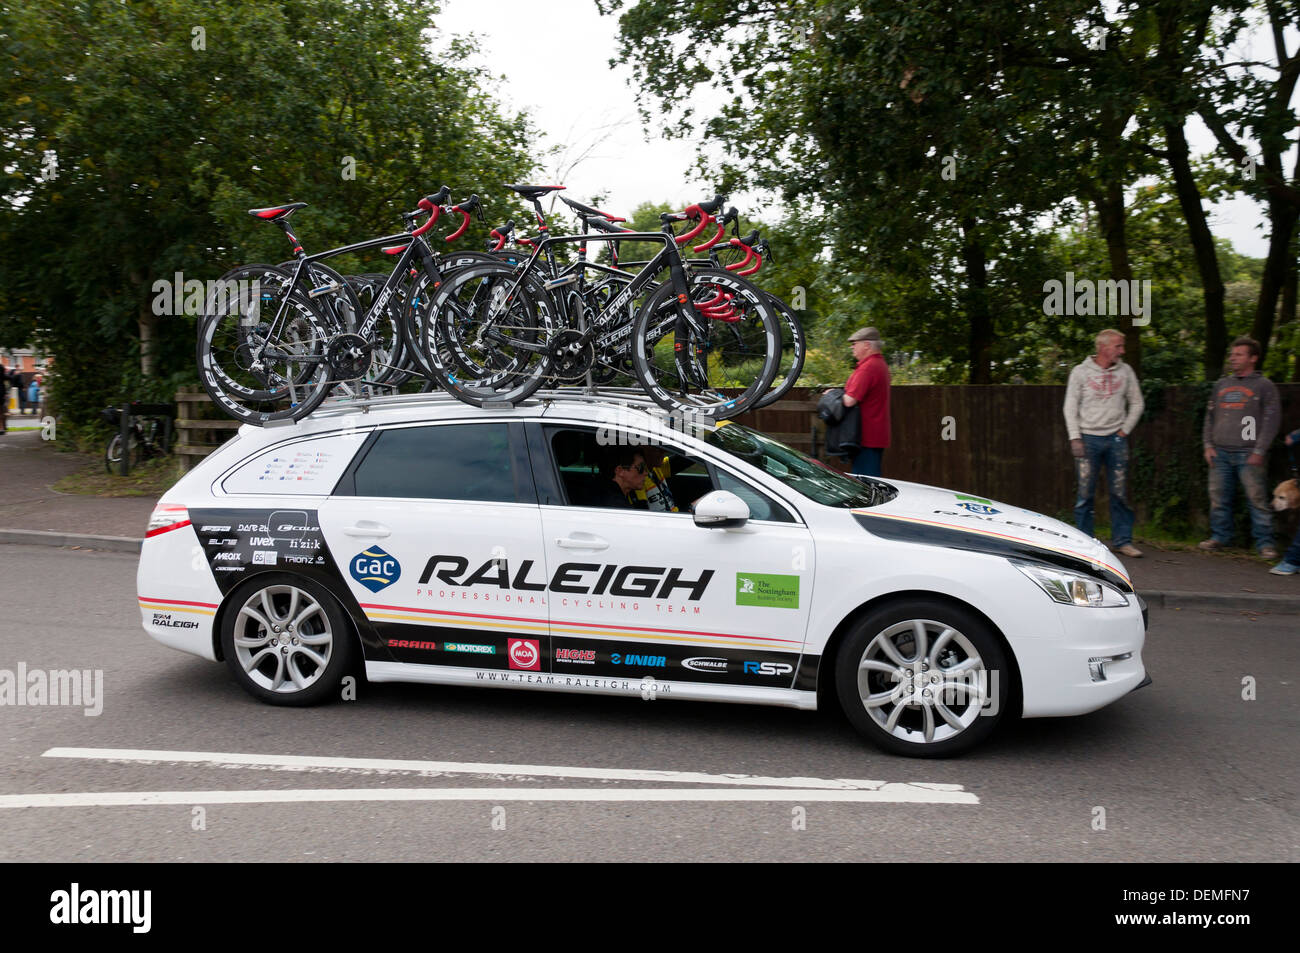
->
[350, 547, 401, 593]
[743, 661, 794, 676]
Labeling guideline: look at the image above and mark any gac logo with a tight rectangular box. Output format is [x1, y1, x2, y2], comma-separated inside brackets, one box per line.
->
[351, 547, 401, 593]
[743, 661, 793, 676]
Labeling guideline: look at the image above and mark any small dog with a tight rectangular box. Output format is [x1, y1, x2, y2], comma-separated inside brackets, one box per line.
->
[1273, 478, 1300, 512]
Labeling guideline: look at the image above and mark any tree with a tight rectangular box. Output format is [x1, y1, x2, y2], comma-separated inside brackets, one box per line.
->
[0, 0, 537, 424]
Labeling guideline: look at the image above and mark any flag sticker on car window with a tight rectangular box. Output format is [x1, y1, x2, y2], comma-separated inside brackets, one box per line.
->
[736, 573, 799, 609]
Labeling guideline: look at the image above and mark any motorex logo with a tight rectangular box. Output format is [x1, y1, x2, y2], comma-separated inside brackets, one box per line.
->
[351, 547, 401, 593]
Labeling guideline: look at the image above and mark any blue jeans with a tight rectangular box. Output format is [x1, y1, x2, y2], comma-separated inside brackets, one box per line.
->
[1074, 433, 1135, 546]
[1208, 449, 1274, 549]
[851, 447, 884, 477]
[1283, 526, 1300, 566]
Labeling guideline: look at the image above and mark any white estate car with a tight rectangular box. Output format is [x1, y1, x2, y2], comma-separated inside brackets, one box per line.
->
[138, 391, 1148, 757]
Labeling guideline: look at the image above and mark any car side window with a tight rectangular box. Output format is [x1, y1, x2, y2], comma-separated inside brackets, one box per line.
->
[542, 425, 793, 521]
[545, 426, 707, 513]
[349, 423, 516, 502]
[710, 466, 795, 523]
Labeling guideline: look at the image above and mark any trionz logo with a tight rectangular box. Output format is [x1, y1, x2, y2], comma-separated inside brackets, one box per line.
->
[508, 638, 540, 671]
[351, 547, 400, 593]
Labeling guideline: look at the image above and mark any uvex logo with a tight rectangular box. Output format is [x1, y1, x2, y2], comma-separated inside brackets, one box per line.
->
[351, 547, 400, 593]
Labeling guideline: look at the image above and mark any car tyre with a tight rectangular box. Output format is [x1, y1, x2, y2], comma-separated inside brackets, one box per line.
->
[220, 573, 354, 707]
[836, 598, 1009, 757]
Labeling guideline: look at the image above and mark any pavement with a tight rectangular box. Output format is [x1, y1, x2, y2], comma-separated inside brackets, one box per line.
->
[1, 425, 1298, 611]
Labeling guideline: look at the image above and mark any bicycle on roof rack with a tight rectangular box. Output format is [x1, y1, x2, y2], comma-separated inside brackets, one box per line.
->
[489, 188, 805, 412]
[196, 189, 498, 425]
[424, 190, 782, 419]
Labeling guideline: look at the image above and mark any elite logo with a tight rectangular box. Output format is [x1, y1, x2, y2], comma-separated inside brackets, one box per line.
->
[351, 547, 400, 593]
[508, 638, 540, 671]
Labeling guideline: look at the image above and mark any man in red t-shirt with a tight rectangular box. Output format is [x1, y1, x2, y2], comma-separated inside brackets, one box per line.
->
[841, 326, 891, 476]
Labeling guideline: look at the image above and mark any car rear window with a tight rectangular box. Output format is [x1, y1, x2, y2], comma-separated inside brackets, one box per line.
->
[220, 435, 356, 496]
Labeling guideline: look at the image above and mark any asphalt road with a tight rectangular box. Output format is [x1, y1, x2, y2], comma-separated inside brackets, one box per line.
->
[0, 543, 1295, 863]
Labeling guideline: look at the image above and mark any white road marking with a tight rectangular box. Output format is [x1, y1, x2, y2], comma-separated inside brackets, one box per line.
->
[36, 747, 979, 804]
[0, 786, 976, 808]
[42, 747, 976, 799]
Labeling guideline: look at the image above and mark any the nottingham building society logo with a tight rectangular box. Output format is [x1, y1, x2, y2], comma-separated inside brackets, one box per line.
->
[351, 547, 400, 593]
[735, 572, 800, 609]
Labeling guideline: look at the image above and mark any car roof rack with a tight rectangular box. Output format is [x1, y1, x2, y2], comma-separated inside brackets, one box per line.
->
[301, 385, 669, 423]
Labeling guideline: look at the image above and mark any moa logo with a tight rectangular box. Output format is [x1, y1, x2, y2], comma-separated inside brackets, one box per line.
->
[351, 547, 401, 593]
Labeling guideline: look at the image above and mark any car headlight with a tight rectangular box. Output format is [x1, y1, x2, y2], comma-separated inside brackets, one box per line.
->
[1012, 560, 1130, 607]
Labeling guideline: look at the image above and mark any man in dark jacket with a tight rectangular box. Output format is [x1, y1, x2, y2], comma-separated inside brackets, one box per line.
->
[1199, 336, 1280, 559]
[0, 361, 7, 434]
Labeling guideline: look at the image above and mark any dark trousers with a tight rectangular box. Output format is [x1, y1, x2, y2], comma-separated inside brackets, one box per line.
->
[851, 447, 884, 477]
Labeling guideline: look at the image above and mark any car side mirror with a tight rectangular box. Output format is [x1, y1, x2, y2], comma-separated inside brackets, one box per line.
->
[691, 490, 749, 529]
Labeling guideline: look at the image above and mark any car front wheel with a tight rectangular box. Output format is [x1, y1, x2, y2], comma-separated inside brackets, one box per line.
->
[220, 574, 353, 706]
[836, 598, 1009, 757]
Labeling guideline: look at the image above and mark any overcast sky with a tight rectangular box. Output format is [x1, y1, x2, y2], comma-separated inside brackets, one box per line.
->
[437, 1, 1280, 257]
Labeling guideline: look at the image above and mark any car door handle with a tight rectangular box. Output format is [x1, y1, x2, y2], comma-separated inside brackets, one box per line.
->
[343, 522, 391, 538]
[556, 534, 609, 551]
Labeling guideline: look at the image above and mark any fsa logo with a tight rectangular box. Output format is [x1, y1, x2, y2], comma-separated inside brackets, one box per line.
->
[743, 661, 793, 676]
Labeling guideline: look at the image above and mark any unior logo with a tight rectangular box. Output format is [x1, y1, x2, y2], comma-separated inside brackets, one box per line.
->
[610, 653, 666, 668]
[682, 657, 729, 673]
[508, 638, 540, 671]
[351, 547, 400, 593]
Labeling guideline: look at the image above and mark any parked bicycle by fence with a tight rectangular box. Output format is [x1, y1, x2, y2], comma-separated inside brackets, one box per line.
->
[101, 403, 175, 475]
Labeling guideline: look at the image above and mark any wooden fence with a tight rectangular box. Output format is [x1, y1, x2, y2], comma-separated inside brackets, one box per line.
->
[734, 384, 1300, 529]
[175, 382, 1300, 530]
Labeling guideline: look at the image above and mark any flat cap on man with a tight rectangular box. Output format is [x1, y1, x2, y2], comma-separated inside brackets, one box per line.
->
[848, 327, 882, 343]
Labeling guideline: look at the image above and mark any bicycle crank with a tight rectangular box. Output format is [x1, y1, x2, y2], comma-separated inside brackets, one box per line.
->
[326, 333, 374, 381]
[548, 329, 595, 382]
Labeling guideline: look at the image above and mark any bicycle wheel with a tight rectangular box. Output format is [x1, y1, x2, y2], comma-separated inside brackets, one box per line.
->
[105, 430, 141, 473]
[750, 293, 806, 410]
[420, 261, 553, 407]
[629, 268, 780, 419]
[398, 252, 505, 382]
[197, 264, 335, 425]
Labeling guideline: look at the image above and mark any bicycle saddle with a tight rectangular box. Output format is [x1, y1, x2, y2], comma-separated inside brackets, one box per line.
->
[248, 203, 308, 221]
[506, 184, 565, 200]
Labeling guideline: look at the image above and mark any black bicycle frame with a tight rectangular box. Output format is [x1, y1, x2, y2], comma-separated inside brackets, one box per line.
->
[481, 229, 703, 356]
[258, 230, 446, 369]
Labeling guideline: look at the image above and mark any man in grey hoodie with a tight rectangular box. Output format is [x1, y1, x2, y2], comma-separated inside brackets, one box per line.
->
[1063, 329, 1145, 557]
[1199, 336, 1280, 559]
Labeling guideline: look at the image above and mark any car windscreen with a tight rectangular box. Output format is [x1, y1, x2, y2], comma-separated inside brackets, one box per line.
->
[703, 423, 897, 508]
